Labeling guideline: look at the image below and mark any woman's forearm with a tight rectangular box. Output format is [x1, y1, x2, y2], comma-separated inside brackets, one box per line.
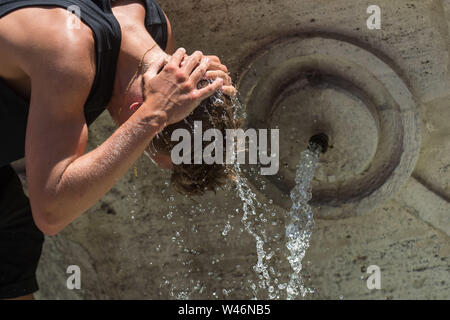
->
[34, 102, 167, 235]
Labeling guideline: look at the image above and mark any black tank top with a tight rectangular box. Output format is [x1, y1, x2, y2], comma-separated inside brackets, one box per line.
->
[0, 0, 168, 167]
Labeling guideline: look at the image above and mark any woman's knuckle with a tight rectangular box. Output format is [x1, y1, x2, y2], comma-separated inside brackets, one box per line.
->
[175, 71, 187, 82]
[199, 66, 208, 75]
[209, 55, 219, 62]
[165, 63, 176, 73]
[189, 90, 199, 100]
[181, 81, 192, 91]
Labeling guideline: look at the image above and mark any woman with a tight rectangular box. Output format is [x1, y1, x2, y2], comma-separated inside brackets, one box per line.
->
[0, 0, 237, 299]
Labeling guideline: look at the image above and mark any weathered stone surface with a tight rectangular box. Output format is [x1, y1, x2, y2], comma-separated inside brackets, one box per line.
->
[237, 35, 421, 218]
[396, 178, 450, 237]
[303, 199, 450, 300]
[34, 0, 449, 299]
[415, 95, 450, 201]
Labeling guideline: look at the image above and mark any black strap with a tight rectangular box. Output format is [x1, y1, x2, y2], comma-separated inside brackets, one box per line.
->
[144, 0, 168, 51]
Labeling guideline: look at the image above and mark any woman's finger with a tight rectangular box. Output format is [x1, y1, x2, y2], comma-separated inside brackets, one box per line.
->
[204, 70, 232, 86]
[146, 56, 166, 78]
[204, 55, 220, 63]
[141, 55, 168, 96]
[166, 47, 186, 70]
[180, 53, 189, 67]
[191, 78, 223, 101]
[181, 51, 204, 74]
[190, 57, 209, 84]
[221, 85, 237, 97]
[207, 61, 228, 73]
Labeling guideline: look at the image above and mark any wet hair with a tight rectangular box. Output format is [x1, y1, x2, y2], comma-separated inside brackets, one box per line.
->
[126, 52, 241, 195]
[151, 80, 241, 195]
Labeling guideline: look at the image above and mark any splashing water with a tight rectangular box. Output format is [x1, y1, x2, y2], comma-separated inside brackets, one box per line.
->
[233, 164, 273, 298]
[231, 148, 320, 299]
[157, 90, 321, 300]
[284, 147, 320, 299]
[226, 95, 275, 298]
[229, 94, 321, 299]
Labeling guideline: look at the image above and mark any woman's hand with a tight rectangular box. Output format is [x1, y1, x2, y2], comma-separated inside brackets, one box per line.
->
[203, 55, 237, 97]
[141, 48, 224, 126]
[180, 53, 237, 97]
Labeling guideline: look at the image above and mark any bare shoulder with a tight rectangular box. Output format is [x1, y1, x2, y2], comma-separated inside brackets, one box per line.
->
[0, 5, 96, 95]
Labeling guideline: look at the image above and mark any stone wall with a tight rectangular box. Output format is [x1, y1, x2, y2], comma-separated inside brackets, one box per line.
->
[35, 0, 449, 299]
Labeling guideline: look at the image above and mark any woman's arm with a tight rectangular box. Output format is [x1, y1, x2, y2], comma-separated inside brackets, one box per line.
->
[25, 36, 222, 235]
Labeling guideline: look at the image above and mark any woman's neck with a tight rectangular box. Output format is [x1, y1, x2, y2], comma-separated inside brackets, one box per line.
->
[109, 1, 169, 112]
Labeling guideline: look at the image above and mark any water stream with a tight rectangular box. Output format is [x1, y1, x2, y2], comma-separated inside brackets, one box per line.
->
[231, 146, 319, 299]
[157, 93, 321, 300]
[284, 146, 320, 299]
[224, 91, 322, 299]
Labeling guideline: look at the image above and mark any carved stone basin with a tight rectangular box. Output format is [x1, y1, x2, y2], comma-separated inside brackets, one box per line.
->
[238, 35, 421, 218]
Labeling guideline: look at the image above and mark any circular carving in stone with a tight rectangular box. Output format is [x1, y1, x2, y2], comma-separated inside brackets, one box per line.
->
[237, 35, 421, 219]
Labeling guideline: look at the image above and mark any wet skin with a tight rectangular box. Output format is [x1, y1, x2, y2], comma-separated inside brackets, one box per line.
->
[0, 0, 235, 299]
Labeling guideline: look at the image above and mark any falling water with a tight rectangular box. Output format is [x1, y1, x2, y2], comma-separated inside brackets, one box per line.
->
[228, 93, 322, 299]
[155, 90, 321, 299]
[233, 164, 273, 298]
[284, 146, 320, 299]
[231, 147, 320, 299]
[225, 94, 276, 298]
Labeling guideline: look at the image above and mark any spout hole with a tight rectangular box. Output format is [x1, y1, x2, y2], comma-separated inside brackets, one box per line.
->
[309, 133, 329, 153]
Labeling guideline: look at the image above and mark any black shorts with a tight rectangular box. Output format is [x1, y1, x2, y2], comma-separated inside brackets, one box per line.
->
[0, 164, 44, 299]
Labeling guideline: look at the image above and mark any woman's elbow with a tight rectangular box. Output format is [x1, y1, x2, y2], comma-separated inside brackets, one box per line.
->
[30, 203, 65, 236]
